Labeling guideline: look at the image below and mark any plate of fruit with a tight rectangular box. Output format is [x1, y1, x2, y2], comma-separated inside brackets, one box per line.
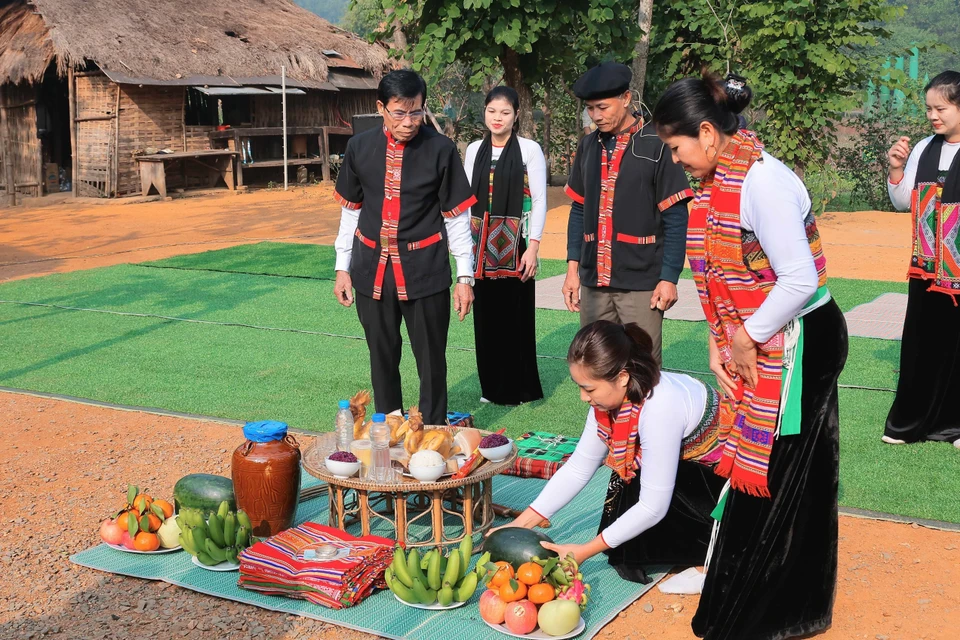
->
[385, 538, 481, 609]
[177, 501, 256, 571]
[100, 485, 182, 553]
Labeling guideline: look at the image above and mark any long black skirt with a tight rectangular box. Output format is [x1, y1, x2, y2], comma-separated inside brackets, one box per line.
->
[598, 460, 727, 584]
[884, 278, 960, 443]
[472, 275, 544, 405]
[692, 300, 848, 640]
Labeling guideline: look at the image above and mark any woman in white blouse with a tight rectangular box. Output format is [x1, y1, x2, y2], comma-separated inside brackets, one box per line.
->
[491, 321, 727, 584]
[463, 87, 547, 405]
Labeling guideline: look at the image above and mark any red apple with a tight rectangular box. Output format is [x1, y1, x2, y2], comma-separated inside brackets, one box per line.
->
[100, 518, 124, 546]
[479, 589, 508, 625]
[504, 599, 538, 635]
[120, 530, 136, 550]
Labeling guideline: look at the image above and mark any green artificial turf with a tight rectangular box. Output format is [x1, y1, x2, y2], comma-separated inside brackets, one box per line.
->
[1, 242, 956, 524]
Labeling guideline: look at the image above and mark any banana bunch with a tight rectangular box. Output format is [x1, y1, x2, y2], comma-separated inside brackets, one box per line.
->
[176, 501, 254, 567]
[385, 536, 483, 606]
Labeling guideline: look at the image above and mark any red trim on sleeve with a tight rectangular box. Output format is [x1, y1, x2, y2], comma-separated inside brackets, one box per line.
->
[888, 174, 905, 186]
[599, 531, 611, 548]
[354, 228, 377, 249]
[335, 191, 362, 210]
[583, 233, 596, 243]
[657, 188, 694, 212]
[442, 195, 478, 219]
[406, 232, 443, 251]
[616, 232, 657, 245]
[529, 506, 547, 521]
[564, 184, 585, 205]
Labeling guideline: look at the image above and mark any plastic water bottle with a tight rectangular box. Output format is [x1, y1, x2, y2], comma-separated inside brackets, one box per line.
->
[335, 400, 353, 452]
[369, 413, 392, 482]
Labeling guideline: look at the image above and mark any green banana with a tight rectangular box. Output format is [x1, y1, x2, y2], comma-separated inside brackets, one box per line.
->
[235, 526, 250, 549]
[223, 512, 237, 547]
[392, 547, 414, 588]
[195, 550, 219, 566]
[427, 549, 442, 590]
[439, 554, 447, 576]
[204, 538, 228, 563]
[438, 583, 454, 607]
[441, 548, 460, 589]
[388, 575, 418, 604]
[178, 533, 196, 556]
[407, 549, 428, 587]
[207, 513, 225, 547]
[385, 567, 394, 586]
[411, 577, 436, 605]
[224, 546, 239, 565]
[191, 524, 209, 551]
[236, 510, 252, 530]
[420, 551, 431, 571]
[458, 535, 473, 580]
[475, 551, 491, 576]
[217, 500, 230, 520]
[454, 571, 478, 602]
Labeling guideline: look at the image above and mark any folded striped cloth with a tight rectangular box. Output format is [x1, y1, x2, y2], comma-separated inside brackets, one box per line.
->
[238, 522, 394, 609]
[503, 431, 580, 480]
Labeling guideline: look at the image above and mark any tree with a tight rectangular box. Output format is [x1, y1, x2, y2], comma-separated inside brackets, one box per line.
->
[647, 0, 900, 173]
[631, 0, 655, 100]
[377, 0, 642, 137]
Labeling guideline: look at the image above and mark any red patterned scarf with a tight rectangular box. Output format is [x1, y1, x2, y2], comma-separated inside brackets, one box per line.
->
[595, 119, 643, 287]
[594, 401, 643, 481]
[688, 130, 826, 497]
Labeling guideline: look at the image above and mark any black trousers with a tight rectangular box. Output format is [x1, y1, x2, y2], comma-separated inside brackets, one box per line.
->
[692, 300, 848, 640]
[885, 278, 960, 443]
[354, 263, 450, 425]
[473, 276, 544, 405]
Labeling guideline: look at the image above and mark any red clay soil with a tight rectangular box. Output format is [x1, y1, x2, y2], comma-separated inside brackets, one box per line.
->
[0, 391, 957, 640]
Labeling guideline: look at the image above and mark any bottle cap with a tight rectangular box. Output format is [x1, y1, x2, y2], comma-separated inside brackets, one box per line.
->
[338, 400, 350, 410]
[372, 413, 386, 422]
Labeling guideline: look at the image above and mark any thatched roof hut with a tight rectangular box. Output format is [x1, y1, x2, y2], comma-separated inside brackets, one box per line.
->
[0, 0, 390, 199]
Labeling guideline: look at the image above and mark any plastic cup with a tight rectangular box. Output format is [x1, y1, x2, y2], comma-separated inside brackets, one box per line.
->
[350, 439, 372, 477]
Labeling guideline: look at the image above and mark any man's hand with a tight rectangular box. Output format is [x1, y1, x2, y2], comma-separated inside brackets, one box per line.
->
[334, 270, 354, 307]
[453, 283, 474, 321]
[562, 262, 581, 312]
[650, 280, 678, 312]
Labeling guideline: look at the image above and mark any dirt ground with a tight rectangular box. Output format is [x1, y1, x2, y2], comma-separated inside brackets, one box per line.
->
[0, 391, 956, 640]
[1, 184, 911, 282]
[0, 187, 946, 640]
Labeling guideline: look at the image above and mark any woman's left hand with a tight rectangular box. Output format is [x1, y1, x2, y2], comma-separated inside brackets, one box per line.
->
[731, 326, 759, 389]
[518, 241, 539, 282]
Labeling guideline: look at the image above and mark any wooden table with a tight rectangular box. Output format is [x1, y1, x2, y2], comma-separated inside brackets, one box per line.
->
[208, 126, 352, 184]
[302, 432, 517, 552]
[136, 150, 238, 198]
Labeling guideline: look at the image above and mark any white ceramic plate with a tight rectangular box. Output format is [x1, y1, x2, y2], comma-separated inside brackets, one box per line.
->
[392, 593, 467, 610]
[481, 616, 585, 639]
[105, 543, 181, 554]
[191, 555, 239, 572]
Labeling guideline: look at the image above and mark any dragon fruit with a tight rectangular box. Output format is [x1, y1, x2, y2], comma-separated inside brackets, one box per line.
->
[557, 578, 591, 611]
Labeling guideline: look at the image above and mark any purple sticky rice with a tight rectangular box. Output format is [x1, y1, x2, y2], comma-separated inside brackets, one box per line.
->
[329, 451, 358, 463]
[480, 433, 509, 448]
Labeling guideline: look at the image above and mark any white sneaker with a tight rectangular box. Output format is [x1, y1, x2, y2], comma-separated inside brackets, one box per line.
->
[953, 438, 960, 450]
[881, 435, 907, 445]
[480, 397, 492, 404]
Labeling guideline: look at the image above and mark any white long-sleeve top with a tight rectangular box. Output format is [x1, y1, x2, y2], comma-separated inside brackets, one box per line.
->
[528, 372, 708, 549]
[462, 136, 548, 242]
[738, 151, 820, 345]
[887, 135, 960, 211]
[333, 205, 474, 277]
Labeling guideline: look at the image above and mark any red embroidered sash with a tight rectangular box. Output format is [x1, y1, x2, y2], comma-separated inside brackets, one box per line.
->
[372, 129, 408, 300]
[595, 120, 642, 287]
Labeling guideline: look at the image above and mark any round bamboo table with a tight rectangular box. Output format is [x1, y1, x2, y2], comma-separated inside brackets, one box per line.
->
[302, 431, 517, 552]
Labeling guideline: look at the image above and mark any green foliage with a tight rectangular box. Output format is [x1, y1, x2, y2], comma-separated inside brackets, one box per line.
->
[379, 0, 641, 91]
[876, 0, 960, 78]
[340, 0, 386, 38]
[647, 0, 900, 171]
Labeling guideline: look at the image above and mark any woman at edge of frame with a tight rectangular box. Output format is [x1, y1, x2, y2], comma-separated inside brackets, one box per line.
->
[463, 86, 546, 405]
[490, 320, 729, 585]
[651, 71, 848, 640]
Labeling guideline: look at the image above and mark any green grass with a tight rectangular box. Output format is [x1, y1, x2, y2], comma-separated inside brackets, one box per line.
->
[1, 242, 957, 523]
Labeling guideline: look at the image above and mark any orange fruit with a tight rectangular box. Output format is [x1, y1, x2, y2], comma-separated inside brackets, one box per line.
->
[498, 579, 527, 603]
[145, 513, 163, 533]
[516, 562, 543, 586]
[153, 499, 174, 519]
[115, 509, 134, 532]
[528, 583, 555, 604]
[133, 494, 153, 514]
[490, 561, 515, 588]
[133, 531, 160, 552]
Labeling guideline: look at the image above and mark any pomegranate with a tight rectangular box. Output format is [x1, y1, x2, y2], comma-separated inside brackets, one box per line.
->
[479, 589, 508, 625]
[120, 530, 136, 550]
[504, 599, 538, 635]
[100, 518, 124, 546]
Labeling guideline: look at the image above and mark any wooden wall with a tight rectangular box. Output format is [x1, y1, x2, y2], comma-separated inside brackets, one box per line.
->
[250, 90, 376, 127]
[115, 84, 187, 196]
[0, 81, 42, 197]
[74, 73, 116, 197]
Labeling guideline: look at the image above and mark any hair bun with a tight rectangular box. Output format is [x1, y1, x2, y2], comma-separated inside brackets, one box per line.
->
[723, 74, 752, 115]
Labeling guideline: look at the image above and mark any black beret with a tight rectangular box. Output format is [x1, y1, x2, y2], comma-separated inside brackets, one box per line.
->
[573, 62, 632, 100]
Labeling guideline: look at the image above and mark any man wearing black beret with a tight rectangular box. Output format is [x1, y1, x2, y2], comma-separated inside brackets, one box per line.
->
[561, 61, 692, 364]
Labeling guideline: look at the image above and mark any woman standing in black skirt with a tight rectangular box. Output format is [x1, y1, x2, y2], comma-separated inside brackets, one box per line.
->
[464, 87, 546, 405]
[653, 72, 848, 640]
[884, 71, 960, 447]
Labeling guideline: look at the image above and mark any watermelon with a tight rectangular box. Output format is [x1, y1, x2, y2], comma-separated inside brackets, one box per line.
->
[173, 473, 236, 515]
[483, 527, 557, 570]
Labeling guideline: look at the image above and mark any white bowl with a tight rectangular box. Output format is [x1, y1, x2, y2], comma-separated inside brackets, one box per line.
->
[478, 438, 513, 462]
[409, 463, 446, 482]
[325, 457, 361, 478]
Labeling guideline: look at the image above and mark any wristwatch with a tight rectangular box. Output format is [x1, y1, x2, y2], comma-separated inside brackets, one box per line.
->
[457, 276, 475, 287]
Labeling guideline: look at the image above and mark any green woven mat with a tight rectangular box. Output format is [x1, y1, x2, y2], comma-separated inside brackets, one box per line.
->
[71, 471, 666, 640]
